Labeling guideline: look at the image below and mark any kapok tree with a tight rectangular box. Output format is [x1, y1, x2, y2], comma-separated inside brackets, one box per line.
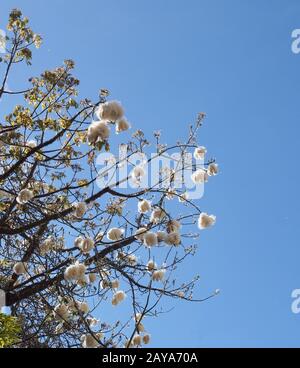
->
[0, 9, 219, 348]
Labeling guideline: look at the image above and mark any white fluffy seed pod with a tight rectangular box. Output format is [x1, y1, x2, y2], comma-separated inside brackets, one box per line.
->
[152, 269, 165, 282]
[191, 169, 208, 184]
[143, 334, 151, 344]
[87, 120, 110, 144]
[39, 244, 50, 256]
[131, 166, 145, 183]
[115, 290, 126, 302]
[64, 265, 78, 281]
[132, 334, 142, 346]
[89, 272, 97, 283]
[124, 339, 134, 348]
[96, 100, 124, 122]
[77, 276, 88, 287]
[40, 237, 55, 255]
[165, 232, 181, 246]
[116, 117, 130, 133]
[74, 202, 87, 218]
[111, 279, 120, 289]
[147, 260, 157, 272]
[138, 199, 151, 214]
[156, 231, 167, 242]
[167, 220, 181, 233]
[107, 228, 124, 241]
[207, 163, 219, 176]
[75, 261, 86, 278]
[150, 208, 166, 224]
[26, 140, 37, 148]
[101, 279, 110, 289]
[76, 301, 89, 314]
[16, 189, 34, 204]
[135, 312, 142, 322]
[198, 212, 216, 229]
[13, 262, 27, 275]
[127, 254, 138, 266]
[111, 297, 118, 306]
[193, 146, 207, 160]
[95, 232, 104, 241]
[136, 322, 145, 333]
[135, 227, 147, 241]
[64, 261, 86, 281]
[74, 236, 83, 248]
[54, 323, 64, 334]
[81, 333, 100, 348]
[143, 232, 158, 247]
[79, 237, 95, 254]
[112, 290, 126, 305]
[87, 318, 99, 327]
[89, 273, 97, 283]
[53, 303, 69, 321]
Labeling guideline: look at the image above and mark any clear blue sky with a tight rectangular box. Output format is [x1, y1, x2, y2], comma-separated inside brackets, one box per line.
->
[1, 0, 300, 347]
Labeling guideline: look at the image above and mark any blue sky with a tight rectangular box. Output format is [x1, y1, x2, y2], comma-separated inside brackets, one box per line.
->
[1, 0, 300, 347]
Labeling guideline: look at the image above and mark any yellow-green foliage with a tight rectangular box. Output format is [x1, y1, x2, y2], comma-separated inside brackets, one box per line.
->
[0, 313, 20, 348]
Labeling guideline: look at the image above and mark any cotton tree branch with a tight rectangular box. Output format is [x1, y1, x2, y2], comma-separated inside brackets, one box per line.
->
[0, 8, 218, 348]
